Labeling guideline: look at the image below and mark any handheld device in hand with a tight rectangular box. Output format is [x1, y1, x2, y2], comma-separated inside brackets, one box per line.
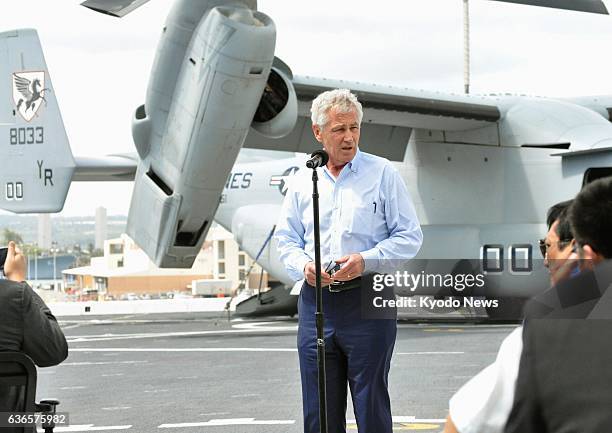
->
[325, 261, 341, 276]
[0, 247, 8, 273]
[324, 261, 343, 286]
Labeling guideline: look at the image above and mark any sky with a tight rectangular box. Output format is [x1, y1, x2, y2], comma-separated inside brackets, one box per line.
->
[2, 0, 612, 216]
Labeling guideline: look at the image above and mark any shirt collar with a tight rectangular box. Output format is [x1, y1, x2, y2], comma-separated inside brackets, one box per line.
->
[322, 149, 361, 180]
[348, 149, 361, 173]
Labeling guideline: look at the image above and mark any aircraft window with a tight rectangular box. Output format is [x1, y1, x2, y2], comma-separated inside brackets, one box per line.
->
[510, 244, 532, 273]
[5, 183, 14, 200]
[15, 183, 23, 200]
[481, 244, 503, 273]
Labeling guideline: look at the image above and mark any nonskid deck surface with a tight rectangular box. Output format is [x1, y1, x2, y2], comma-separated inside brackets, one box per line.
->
[36, 312, 516, 432]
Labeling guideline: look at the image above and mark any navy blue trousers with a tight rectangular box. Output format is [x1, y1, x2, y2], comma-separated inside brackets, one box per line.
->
[297, 282, 397, 433]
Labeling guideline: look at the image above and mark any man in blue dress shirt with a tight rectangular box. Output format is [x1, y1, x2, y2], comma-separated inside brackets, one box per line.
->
[275, 88, 423, 433]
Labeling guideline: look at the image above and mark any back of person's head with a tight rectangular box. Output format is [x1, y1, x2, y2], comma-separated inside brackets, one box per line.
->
[547, 200, 573, 230]
[569, 177, 612, 259]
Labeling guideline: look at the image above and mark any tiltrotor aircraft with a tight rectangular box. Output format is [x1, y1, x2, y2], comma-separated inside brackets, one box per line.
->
[1, 0, 612, 318]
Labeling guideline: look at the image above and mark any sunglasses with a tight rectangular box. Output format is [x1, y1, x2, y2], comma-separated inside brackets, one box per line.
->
[538, 239, 572, 258]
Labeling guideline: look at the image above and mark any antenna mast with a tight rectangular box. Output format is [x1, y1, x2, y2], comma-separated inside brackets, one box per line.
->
[463, 0, 470, 94]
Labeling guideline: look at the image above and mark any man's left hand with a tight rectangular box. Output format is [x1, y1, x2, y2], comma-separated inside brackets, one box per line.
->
[332, 253, 365, 281]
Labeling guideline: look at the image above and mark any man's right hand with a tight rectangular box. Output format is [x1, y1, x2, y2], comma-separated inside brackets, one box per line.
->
[304, 262, 334, 287]
[4, 241, 27, 282]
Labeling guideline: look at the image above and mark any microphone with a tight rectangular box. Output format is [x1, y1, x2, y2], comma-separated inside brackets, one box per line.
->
[306, 150, 329, 169]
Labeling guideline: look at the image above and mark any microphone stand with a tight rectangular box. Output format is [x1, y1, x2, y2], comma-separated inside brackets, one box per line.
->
[311, 166, 328, 433]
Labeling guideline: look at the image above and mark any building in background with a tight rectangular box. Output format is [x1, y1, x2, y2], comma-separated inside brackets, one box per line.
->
[63, 224, 269, 300]
[209, 225, 268, 290]
[27, 253, 77, 291]
[95, 206, 107, 250]
[37, 214, 52, 250]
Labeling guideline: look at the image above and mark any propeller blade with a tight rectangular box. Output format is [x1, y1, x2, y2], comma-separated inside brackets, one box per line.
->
[490, 0, 608, 14]
[80, 0, 152, 18]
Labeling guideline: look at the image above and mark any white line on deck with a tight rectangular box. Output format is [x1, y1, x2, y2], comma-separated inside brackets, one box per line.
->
[38, 425, 132, 432]
[66, 326, 297, 343]
[158, 418, 295, 428]
[61, 360, 149, 366]
[70, 348, 297, 353]
[69, 348, 464, 355]
[395, 351, 465, 355]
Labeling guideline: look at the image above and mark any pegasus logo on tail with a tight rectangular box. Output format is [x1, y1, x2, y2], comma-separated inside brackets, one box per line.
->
[12, 71, 49, 122]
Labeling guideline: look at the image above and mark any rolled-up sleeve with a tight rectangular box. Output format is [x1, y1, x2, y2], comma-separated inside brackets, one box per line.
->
[275, 185, 312, 282]
[360, 166, 422, 273]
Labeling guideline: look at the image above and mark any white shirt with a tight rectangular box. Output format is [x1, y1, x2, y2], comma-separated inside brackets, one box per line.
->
[449, 326, 523, 433]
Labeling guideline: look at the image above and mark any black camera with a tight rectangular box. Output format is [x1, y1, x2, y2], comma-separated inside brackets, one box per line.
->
[0, 247, 8, 273]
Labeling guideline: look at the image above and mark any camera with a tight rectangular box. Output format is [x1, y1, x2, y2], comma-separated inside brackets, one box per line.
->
[0, 247, 8, 273]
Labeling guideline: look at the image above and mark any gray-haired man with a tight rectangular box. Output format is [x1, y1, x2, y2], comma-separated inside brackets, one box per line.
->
[275, 89, 422, 433]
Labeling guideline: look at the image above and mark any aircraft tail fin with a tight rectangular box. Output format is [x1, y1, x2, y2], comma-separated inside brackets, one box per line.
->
[0, 29, 75, 213]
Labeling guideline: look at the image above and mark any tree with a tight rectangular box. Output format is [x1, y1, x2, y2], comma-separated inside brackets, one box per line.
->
[1, 228, 23, 245]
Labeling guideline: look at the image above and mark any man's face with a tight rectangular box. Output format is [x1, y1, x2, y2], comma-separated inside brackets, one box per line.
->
[312, 107, 360, 166]
[544, 220, 574, 278]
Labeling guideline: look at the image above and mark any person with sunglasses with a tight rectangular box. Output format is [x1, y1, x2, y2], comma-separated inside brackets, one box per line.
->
[538, 200, 575, 284]
[441, 200, 574, 433]
[505, 177, 612, 433]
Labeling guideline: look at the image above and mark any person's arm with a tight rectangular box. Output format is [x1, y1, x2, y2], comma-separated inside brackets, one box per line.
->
[274, 180, 314, 282]
[4, 241, 68, 367]
[360, 165, 423, 273]
[21, 283, 68, 367]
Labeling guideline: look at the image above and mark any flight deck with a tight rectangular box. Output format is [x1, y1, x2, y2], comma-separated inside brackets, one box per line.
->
[37, 313, 517, 432]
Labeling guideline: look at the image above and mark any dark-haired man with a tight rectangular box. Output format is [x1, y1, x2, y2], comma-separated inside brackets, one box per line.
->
[505, 177, 612, 433]
[539, 201, 575, 285]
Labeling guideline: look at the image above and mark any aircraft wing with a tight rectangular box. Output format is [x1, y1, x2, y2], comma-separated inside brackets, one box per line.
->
[491, 0, 608, 14]
[243, 76, 501, 161]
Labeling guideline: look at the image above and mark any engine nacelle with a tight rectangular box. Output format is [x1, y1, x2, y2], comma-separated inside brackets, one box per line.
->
[251, 60, 297, 139]
[126, 4, 277, 268]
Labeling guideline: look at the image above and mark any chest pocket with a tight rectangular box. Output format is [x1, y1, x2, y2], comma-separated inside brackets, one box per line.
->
[342, 189, 375, 236]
